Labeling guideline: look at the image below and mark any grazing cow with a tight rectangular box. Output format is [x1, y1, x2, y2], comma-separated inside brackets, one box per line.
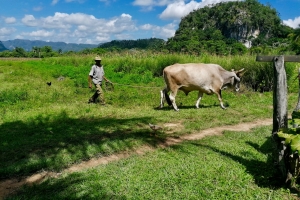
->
[160, 63, 245, 111]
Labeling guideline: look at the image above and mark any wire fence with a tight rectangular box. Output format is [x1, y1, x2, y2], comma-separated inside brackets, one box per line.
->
[111, 82, 162, 89]
[101, 81, 163, 92]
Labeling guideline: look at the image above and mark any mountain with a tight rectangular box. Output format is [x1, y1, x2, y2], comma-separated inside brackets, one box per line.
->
[165, 0, 293, 54]
[0, 41, 8, 52]
[99, 38, 165, 49]
[2, 39, 99, 52]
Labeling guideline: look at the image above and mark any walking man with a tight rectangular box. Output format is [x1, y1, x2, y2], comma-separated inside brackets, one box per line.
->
[88, 56, 112, 105]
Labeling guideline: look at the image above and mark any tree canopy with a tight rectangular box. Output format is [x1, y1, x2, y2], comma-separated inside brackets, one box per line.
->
[98, 38, 165, 50]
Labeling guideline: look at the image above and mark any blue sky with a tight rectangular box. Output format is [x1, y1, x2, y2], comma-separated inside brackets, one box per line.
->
[0, 0, 299, 44]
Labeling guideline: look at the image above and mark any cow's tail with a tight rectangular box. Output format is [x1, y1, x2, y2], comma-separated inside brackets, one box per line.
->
[164, 89, 172, 106]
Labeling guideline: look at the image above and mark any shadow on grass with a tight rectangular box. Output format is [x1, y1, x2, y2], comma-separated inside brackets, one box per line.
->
[154, 103, 221, 111]
[188, 137, 283, 189]
[11, 172, 127, 200]
[0, 110, 164, 179]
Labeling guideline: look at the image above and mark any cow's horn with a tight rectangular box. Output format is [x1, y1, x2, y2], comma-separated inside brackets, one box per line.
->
[238, 68, 245, 73]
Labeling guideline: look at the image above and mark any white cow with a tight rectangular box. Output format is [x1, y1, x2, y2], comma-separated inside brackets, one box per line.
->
[160, 63, 245, 111]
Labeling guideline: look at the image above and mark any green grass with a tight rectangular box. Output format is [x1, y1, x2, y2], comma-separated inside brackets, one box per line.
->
[1, 55, 300, 199]
[1, 90, 279, 178]
[7, 126, 294, 199]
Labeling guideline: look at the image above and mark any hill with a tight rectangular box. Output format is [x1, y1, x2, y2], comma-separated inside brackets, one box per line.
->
[0, 41, 8, 52]
[2, 39, 99, 52]
[165, 0, 293, 55]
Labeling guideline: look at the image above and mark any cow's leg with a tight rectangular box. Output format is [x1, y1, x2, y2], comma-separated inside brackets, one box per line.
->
[216, 90, 226, 109]
[160, 89, 165, 108]
[160, 87, 168, 108]
[169, 90, 179, 111]
[160, 87, 172, 108]
[195, 91, 203, 108]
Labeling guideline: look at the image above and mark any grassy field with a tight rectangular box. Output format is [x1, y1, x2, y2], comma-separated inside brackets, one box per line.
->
[5, 127, 295, 199]
[1, 54, 300, 199]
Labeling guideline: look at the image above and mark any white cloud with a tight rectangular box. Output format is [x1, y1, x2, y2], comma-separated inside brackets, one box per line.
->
[133, 0, 173, 7]
[154, 23, 177, 39]
[139, 22, 176, 40]
[121, 13, 132, 19]
[27, 30, 55, 37]
[140, 24, 154, 30]
[17, 30, 55, 41]
[18, 12, 137, 43]
[51, 0, 59, 5]
[21, 15, 39, 26]
[91, 13, 137, 34]
[133, 0, 240, 13]
[133, 0, 173, 11]
[0, 27, 16, 36]
[283, 17, 300, 29]
[95, 35, 111, 43]
[21, 13, 98, 29]
[4, 17, 16, 24]
[133, 0, 156, 7]
[160, 0, 240, 20]
[160, 1, 199, 20]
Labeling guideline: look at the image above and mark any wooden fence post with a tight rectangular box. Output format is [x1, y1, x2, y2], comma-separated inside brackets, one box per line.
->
[256, 55, 300, 182]
[272, 56, 288, 180]
[272, 56, 288, 132]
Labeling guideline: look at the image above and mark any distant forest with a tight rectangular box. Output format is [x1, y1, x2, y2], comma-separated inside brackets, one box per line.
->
[98, 38, 165, 50]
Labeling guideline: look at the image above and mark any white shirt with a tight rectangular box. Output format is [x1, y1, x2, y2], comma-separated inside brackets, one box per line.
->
[89, 64, 105, 85]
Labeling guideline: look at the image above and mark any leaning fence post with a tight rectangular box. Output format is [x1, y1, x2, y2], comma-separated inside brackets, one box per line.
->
[272, 56, 288, 132]
[272, 56, 288, 180]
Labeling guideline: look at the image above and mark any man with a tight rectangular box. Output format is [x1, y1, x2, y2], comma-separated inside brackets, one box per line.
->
[88, 56, 112, 105]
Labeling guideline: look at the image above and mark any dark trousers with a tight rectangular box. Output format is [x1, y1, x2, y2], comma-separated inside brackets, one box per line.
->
[89, 84, 105, 104]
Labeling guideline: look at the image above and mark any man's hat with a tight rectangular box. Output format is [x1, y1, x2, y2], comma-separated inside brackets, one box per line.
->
[95, 56, 102, 61]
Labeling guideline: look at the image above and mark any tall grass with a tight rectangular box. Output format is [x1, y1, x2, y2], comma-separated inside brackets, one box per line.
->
[42, 53, 299, 90]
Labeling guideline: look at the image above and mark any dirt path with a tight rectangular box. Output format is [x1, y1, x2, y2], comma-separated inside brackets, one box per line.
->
[0, 118, 272, 199]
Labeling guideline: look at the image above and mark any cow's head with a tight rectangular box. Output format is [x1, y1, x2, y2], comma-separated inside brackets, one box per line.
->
[231, 68, 245, 92]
